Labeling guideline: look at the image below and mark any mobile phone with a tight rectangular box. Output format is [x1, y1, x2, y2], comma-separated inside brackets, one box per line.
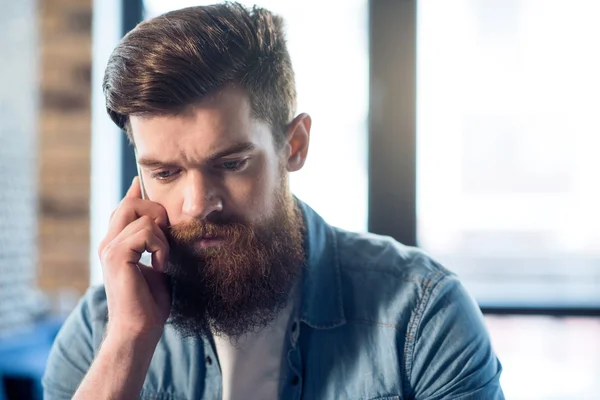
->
[134, 148, 149, 200]
[134, 148, 153, 266]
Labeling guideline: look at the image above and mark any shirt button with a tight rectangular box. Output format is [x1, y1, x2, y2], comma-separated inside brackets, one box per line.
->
[205, 356, 213, 366]
[291, 375, 300, 386]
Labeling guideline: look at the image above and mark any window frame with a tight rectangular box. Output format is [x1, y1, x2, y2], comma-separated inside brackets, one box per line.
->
[119, 0, 144, 197]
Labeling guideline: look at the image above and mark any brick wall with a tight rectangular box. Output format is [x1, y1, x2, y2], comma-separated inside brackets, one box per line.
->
[37, 0, 93, 296]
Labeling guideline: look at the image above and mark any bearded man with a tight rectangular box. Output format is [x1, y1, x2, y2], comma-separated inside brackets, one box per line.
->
[43, 3, 504, 399]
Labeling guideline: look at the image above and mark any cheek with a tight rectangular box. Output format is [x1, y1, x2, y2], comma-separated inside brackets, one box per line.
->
[226, 156, 281, 220]
[148, 188, 184, 225]
[141, 176, 185, 225]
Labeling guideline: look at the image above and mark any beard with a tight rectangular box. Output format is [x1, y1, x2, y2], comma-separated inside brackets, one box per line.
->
[164, 184, 305, 340]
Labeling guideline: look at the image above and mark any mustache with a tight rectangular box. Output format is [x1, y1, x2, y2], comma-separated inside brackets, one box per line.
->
[167, 218, 254, 245]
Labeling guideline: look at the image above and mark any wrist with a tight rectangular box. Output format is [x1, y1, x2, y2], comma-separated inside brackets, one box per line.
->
[106, 319, 164, 342]
[104, 324, 163, 354]
[73, 324, 161, 400]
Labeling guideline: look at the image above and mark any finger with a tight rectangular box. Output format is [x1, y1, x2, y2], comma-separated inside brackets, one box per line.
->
[99, 206, 125, 255]
[105, 198, 169, 245]
[114, 215, 170, 256]
[138, 264, 171, 304]
[120, 228, 169, 272]
[138, 264, 171, 321]
[108, 177, 140, 224]
[101, 219, 169, 275]
[126, 177, 142, 199]
[109, 208, 117, 222]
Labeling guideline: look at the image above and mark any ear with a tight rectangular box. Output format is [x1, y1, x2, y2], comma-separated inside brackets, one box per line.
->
[285, 113, 311, 172]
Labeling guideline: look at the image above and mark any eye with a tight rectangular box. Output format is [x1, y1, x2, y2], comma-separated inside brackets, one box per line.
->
[221, 159, 249, 172]
[150, 169, 180, 181]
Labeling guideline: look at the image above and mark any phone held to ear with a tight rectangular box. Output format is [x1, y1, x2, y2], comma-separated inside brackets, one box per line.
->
[134, 149, 153, 266]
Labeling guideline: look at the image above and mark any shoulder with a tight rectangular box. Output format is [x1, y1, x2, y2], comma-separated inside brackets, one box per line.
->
[313, 227, 504, 398]
[334, 227, 452, 287]
[332, 227, 460, 325]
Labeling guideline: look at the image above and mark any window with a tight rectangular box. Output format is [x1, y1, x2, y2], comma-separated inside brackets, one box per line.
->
[417, 0, 600, 307]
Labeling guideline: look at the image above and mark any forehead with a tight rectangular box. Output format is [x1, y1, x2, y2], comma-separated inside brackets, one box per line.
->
[130, 88, 274, 160]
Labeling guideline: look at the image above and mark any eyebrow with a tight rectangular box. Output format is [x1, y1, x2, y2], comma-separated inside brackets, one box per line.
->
[206, 141, 256, 161]
[136, 141, 256, 168]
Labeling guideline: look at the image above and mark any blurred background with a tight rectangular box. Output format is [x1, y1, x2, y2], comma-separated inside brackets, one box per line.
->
[1, 0, 599, 398]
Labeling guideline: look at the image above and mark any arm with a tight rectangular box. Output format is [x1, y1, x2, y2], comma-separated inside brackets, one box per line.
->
[73, 331, 160, 400]
[43, 178, 172, 400]
[406, 274, 504, 400]
[42, 290, 161, 400]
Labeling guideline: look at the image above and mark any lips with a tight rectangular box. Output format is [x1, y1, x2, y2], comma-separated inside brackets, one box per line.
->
[196, 236, 224, 249]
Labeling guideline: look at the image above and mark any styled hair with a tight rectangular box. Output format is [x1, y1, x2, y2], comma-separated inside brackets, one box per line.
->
[102, 2, 296, 146]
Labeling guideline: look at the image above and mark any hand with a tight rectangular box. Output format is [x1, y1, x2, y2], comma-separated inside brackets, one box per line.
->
[98, 177, 171, 339]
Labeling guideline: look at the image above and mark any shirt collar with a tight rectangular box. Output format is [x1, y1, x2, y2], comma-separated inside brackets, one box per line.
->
[296, 200, 346, 329]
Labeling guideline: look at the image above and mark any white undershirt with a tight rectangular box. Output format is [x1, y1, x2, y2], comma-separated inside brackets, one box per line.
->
[213, 298, 295, 400]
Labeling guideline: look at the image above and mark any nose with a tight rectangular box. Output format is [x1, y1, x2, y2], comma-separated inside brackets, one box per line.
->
[182, 171, 223, 220]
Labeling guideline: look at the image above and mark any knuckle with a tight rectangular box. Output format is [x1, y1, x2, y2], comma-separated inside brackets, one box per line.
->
[112, 201, 131, 222]
[138, 215, 152, 225]
[158, 238, 168, 251]
[120, 197, 137, 210]
[98, 239, 108, 258]
[142, 227, 155, 240]
[100, 243, 116, 265]
[154, 206, 169, 226]
[134, 226, 152, 241]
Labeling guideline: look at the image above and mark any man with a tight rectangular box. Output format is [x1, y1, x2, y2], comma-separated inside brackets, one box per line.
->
[43, 3, 504, 399]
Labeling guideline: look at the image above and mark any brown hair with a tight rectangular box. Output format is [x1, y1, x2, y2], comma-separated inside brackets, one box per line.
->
[103, 2, 296, 146]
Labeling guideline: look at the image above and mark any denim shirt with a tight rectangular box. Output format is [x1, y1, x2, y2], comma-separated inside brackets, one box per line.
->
[43, 201, 504, 400]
